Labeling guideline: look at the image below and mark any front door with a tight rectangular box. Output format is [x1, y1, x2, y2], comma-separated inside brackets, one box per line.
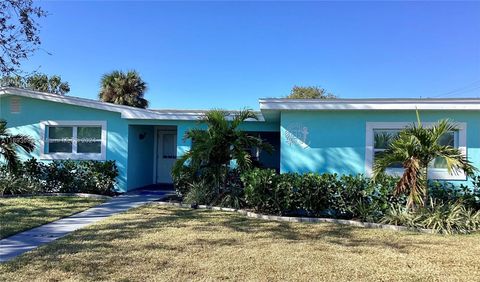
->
[156, 130, 177, 183]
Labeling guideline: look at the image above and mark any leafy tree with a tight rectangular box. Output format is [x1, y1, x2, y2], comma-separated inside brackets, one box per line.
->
[26, 74, 70, 95]
[0, 119, 35, 172]
[373, 114, 477, 209]
[0, 0, 47, 75]
[99, 70, 148, 108]
[173, 109, 273, 196]
[287, 85, 336, 99]
[0, 74, 70, 95]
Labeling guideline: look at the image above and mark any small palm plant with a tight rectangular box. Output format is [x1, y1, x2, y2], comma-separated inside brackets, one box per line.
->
[173, 109, 273, 196]
[373, 114, 477, 209]
[0, 120, 35, 172]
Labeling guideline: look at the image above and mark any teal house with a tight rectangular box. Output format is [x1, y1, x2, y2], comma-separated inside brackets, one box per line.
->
[1, 87, 479, 192]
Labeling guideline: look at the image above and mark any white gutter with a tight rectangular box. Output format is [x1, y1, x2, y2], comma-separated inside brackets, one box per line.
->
[259, 98, 480, 111]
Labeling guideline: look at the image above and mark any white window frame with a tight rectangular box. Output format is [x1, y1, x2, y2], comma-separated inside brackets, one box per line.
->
[365, 122, 467, 181]
[40, 120, 107, 160]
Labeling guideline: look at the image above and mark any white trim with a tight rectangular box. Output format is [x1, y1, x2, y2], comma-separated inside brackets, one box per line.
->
[260, 98, 480, 111]
[153, 126, 159, 184]
[154, 128, 178, 184]
[39, 120, 107, 161]
[0, 87, 265, 121]
[365, 122, 468, 180]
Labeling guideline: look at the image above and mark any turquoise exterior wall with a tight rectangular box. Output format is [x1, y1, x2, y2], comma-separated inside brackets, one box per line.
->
[126, 119, 280, 188]
[280, 110, 480, 186]
[126, 119, 199, 161]
[3, 93, 478, 191]
[127, 125, 155, 189]
[1, 96, 282, 192]
[0, 95, 130, 191]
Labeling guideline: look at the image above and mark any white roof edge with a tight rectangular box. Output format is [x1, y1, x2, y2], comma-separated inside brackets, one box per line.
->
[259, 97, 480, 110]
[0, 87, 265, 121]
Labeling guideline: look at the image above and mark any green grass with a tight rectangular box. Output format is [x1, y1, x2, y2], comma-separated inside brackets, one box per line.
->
[0, 196, 106, 239]
[1, 205, 479, 281]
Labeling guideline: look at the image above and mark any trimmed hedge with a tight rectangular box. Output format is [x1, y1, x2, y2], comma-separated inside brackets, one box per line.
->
[0, 158, 119, 196]
[241, 168, 402, 221]
[241, 168, 480, 222]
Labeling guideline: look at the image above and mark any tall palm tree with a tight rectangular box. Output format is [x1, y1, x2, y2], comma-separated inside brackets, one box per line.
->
[0, 120, 35, 172]
[373, 116, 477, 209]
[1, 73, 70, 95]
[26, 74, 70, 95]
[173, 109, 273, 192]
[99, 70, 148, 108]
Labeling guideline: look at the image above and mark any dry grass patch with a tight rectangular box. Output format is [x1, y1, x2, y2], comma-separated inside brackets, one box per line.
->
[1, 205, 479, 281]
[0, 196, 105, 238]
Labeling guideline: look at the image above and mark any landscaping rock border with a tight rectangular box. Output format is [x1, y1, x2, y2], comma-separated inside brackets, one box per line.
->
[0, 193, 112, 200]
[154, 201, 435, 234]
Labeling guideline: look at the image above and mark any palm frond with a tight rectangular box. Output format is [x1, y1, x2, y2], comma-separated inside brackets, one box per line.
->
[231, 108, 258, 129]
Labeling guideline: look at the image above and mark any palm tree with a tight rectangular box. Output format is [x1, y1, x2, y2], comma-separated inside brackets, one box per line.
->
[0, 120, 35, 172]
[373, 116, 477, 209]
[1, 73, 70, 95]
[26, 74, 70, 95]
[173, 109, 273, 193]
[99, 70, 148, 108]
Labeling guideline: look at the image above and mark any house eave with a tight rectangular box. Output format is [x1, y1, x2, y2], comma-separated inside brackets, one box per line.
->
[0, 87, 265, 121]
[258, 98, 480, 111]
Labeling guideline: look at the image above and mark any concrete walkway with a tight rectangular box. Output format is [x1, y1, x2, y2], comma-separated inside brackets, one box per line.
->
[0, 189, 173, 262]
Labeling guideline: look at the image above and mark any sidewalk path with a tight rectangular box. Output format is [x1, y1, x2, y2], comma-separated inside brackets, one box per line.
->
[0, 189, 172, 262]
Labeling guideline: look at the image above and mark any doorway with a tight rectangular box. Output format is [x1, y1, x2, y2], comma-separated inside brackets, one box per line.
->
[155, 129, 177, 184]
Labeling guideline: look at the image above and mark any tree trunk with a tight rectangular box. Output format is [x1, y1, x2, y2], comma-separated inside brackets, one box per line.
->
[423, 165, 429, 207]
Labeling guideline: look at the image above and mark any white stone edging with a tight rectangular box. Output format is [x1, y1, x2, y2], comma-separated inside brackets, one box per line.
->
[153, 201, 434, 234]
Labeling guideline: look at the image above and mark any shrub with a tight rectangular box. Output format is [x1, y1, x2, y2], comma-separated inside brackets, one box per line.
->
[241, 169, 400, 219]
[242, 168, 279, 214]
[382, 200, 480, 234]
[381, 204, 416, 227]
[218, 185, 245, 209]
[173, 165, 198, 197]
[0, 158, 119, 196]
[217, 169, 245, 209]
[183, 180, 214, 205]
[417, 200, 480, 234]
[429, 179, 480, 211]
[0, 171, 41, 195]
[178, 166, 479, 233]
[296, 173, 334, 216]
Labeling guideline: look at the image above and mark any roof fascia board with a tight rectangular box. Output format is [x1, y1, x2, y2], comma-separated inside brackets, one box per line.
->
[0, 87, 265, 121]
[259, 98, 480, 111]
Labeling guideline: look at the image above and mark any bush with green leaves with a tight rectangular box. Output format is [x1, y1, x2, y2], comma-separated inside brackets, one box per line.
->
[172, 109, 273, 207]
[0, 158, 119, 196]
[382, 200, 480, 234]
[183, 180, 215, 205]
[429, 179, 480, 211]
[242, 168, 298, 215]
[241, 168, 400, 219]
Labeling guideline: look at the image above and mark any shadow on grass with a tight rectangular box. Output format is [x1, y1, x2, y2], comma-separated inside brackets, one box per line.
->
[0, 205, 455, 280]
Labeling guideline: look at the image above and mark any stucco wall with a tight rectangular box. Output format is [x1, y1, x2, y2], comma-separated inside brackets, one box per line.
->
[127, 125, 155, 189]
[280, 110, 480, 186]
[0, 95, 130, 191]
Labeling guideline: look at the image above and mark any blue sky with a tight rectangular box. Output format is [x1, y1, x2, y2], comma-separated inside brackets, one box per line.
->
[22, 1, 480, 109]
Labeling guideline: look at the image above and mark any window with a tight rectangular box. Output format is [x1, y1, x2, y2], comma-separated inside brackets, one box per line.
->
[40, 121, 106, 160]
[366, 122, 467, 180]
[162, 133, 176, 159]
[373, 129, 402, 168]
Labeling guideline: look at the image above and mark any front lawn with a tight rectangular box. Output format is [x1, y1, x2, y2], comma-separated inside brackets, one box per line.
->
[0, 196, 106, 239]
[1, 205, 478, 281]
